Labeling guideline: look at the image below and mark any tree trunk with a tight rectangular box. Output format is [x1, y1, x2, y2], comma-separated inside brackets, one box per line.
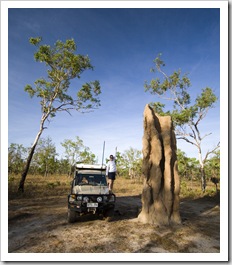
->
[18, 145, 37, 192]
[198, 149, 206, 192]
[44, 163, 48, 177]
[200, 166, 206, 192]
[138, 104, 181, 226]
[18, 126, 44, 192]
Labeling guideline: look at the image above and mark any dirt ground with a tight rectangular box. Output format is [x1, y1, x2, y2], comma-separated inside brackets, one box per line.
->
[8, 191, 220, 254]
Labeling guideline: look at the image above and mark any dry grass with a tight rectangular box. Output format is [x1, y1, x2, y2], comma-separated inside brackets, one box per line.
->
[8, 174, 144, 200]
[8, 174, 219, 200]
[8, 174, 71, 199]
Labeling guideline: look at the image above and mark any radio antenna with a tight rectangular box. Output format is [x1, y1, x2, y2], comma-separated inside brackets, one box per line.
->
[101, 141, 105, 166]
[115, 146, 117, 158]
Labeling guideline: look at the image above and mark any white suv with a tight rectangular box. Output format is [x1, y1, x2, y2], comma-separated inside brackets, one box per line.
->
[67, 164, 116, 223]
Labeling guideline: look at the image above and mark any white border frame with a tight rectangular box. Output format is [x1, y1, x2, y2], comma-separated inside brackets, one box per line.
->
[1, 0, 228, 262]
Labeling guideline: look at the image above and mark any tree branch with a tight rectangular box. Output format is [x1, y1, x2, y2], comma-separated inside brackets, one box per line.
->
[201, 132, 212, 140]
[203, 142, 220, 163]
[176, 136, 198, 147]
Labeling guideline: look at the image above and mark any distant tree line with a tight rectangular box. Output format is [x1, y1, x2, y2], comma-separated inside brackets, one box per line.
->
[177, 149, 220, 183]
[8, 136, 220, 185]
[8, 136, 96, 177]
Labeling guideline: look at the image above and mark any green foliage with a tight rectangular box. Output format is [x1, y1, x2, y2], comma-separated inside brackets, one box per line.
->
[172, 106, 197, 126]
[149, 102, 167, 115]
[24, 85, 36, 98]
[25, 37, 101, 120]
[56, 159, 70, 174]
[177, 149, 199, 180]
[8, 143, 27, 174]
[196, 87, 217, 110]
[61, 136, 97, 176]
[77, 81, 101, 109]
[9, 137, 97, 176]
[30, 136, 57, 176]
[204, 150, 220, 180]
[114, 148, 142, 178]
[29, 37, 42, 46]
[177, 148, 220, 187]
[9, 137, 220, 188]
[61, 136, 84, 164]
[79, 147, 97, 164]
[145, 54, 191, 101]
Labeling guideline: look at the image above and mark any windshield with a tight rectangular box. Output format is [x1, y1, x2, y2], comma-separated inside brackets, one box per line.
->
[75, 173, 107, 186]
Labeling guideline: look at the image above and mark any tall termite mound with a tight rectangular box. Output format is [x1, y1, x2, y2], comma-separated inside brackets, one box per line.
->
[138, 104, 181, 226]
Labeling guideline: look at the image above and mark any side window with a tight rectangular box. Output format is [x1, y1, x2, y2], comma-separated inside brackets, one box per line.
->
[75, 173, 82, 185]
[94, 175, 107, 185]
[101, 175, 107, 185]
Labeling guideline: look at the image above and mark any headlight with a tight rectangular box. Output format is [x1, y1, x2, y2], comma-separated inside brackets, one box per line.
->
[97, 196, 102, 203]
[76, 195, 82, 201]
[83, 196, 89, 203]
[69, 195, 75, 203]
[108, 195, 115, 202]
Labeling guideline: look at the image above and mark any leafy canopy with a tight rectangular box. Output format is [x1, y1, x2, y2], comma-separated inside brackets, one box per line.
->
[24, 37, 101, 120]
[145, 54, 217, 129]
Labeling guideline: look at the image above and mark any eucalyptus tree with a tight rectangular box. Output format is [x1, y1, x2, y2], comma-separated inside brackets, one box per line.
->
[113, 151, 126, 177]
[177, 149, 199, 180]
[122, 147, 142, 179]
[56, 158, 70, 175]
[8, 143, 27, 175]
[32, 136, 57, 176]
[145, 54, 219, 192]
[205, 150, 220, 181]
[61, 136, 96, 176]
[61, 136, 84, 176]
[113, 148, 142, 179]
[177, 149, 190, 179]
[18, 37, 101, 192]
[79, 147, 97, 164]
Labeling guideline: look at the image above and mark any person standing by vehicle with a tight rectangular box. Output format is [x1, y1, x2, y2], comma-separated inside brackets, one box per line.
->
[106, 155, 117, 192]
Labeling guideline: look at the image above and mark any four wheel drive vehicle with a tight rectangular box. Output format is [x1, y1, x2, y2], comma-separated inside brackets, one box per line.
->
[67, 163, 116, 223]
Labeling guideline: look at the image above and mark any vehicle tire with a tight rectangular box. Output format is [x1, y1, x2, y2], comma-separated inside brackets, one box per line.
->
[67, 209, 78, 223]
[104, 208, 114, 222]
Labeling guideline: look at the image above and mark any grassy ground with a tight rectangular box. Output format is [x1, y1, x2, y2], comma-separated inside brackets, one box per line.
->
[7, 174, 220, 254]
[8, 174, 219, 199]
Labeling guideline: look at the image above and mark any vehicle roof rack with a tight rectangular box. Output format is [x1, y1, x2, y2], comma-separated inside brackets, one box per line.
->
[75, 164, 106, 170]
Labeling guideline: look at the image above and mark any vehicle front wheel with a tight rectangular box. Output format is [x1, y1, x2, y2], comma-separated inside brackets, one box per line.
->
[67, 209, 78, 223]
[104, 208, 114, 222]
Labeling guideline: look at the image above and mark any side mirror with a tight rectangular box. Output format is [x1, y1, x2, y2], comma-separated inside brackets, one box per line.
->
[70, 180, 73, 186]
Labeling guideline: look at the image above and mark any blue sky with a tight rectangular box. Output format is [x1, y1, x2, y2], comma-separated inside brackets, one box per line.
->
[5, 3, 225, 163]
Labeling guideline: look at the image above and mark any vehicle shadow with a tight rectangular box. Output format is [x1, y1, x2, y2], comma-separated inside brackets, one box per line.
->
[66, 195, 142, 223]
[114, 192, 220, 223]
[112, 195, 142, 221]
[66, 192, 220, 224]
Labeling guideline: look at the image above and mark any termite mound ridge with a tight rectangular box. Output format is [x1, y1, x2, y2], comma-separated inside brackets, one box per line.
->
[138, 104, 181, 226]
